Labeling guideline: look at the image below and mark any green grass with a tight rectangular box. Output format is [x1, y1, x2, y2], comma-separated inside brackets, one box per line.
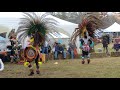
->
[79, 43, 115, 54]
[0, 43, 119, 78]
[1, 57, 120, 78]
[94, 43, 115, 53]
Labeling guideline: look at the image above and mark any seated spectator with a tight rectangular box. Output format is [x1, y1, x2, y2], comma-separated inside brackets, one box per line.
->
[68, 46, 74, 59]
[62, 44, 67, 59]
[112, 41, 120, 52]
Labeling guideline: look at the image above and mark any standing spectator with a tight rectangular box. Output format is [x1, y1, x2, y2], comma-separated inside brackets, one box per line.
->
[42, 40, 49, 61]
[113, 32, 117, 38]
[54, 42, 59, 60]
[42, 40, 48, 54]
[57, 43, 63, 59]
[102, 35, 109, 54]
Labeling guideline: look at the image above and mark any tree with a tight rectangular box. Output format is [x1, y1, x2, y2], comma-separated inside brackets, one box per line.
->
[50, 12, 82, 24]
[50, 12, 109, 24]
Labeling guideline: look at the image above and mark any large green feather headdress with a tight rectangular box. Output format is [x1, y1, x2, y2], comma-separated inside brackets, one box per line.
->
[16, 12, 59, 46]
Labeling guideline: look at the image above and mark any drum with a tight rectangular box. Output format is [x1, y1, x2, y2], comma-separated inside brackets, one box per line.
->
[24, 46, 37, 62]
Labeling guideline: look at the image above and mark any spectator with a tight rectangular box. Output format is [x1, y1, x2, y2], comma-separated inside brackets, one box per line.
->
[102, 35, 109, 54]
[68, 45, 74, 59]
[57, 43, 63, 59]
[42, 40, 49, 61]
[54, 42, 59, 60]
[62, 44, 67, 59]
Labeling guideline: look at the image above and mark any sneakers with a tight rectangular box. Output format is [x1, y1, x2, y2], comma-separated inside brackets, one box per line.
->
[82, 60, 90, 64]
[87, 60, 90, 64]
[82, 60, 85, 64]
[36, 70, 40, 74]
[28, 70, 40, 76]
[28, 71, 34, 76]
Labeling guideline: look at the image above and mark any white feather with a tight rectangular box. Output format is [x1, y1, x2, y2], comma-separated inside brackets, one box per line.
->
[0, 59, 4, 71]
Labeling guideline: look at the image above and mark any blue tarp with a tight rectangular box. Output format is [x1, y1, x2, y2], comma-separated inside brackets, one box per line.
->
[0, 36, 10, 50]
[0, 36, 6, 41]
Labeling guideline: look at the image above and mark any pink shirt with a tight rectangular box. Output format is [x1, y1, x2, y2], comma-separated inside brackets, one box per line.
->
[82, 44, 90, 51]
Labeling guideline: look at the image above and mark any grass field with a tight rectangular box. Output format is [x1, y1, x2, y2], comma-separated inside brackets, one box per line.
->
[79, 42, 115, 54]
[94, 43, 114, 53]
[1, 57, 120, 78]
[0, 42, 119, 78]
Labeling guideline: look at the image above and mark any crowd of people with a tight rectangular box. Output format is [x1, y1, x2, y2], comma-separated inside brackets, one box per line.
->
[41, 41, 78, 60]
[1, 33, 120, 64]
[0, 37, 79, 63]
[1, 33, 120, 75]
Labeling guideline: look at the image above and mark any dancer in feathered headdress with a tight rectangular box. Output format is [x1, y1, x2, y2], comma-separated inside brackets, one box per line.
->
[17, 12, 58, 76]
[71, 14, 103, 64]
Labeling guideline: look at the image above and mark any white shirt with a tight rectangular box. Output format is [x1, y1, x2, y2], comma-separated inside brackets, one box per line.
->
[44, 41, 48, 47]
[82, 36, 90, 44]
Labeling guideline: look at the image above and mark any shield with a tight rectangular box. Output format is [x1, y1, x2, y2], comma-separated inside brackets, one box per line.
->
[24, 46, 37, 62]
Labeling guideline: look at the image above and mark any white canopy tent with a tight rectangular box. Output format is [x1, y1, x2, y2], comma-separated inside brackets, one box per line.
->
[11, 13, 78, 49]
[0, 12, 80, 52]
[0, 12, 78, 37]
[46, 32, 70, 48]
[103, 22, 120, 38]
[103, 22, 120, 32]
[45, 15, 78, 37]
[48, 32, 69, 39]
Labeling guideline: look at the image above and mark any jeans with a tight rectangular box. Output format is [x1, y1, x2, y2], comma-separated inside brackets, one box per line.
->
[63, 51, 66, 58]
[42, 47, 48, 54]
[54, 51, 58, 59]
[71, 50, 74, 59]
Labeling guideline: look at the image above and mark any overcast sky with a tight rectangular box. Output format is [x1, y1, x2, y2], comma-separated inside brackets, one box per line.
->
[0, 12, 115, 18]
[0, 12, 44, 29]
[0, 12, 23, 18]
[0, 12, 115, 30]
[0, 12, 47, 18]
